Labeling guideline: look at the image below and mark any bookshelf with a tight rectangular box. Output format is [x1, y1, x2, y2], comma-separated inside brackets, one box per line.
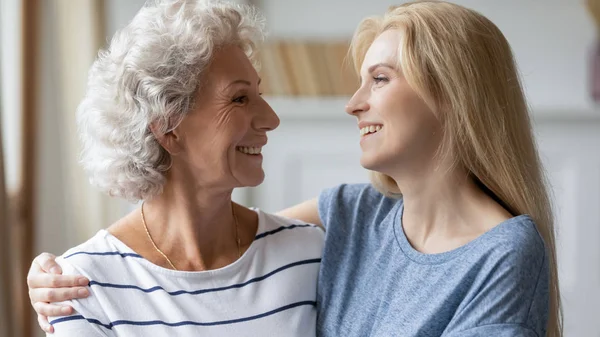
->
[259, 41, 357, 97]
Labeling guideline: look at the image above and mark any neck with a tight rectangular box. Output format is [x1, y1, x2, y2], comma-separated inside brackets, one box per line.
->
[141, 173, 240, 271]
[389, 159, 509, 253]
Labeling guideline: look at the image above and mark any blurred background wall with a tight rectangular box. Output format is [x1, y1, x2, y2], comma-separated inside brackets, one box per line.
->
[1, 0, 599, 336]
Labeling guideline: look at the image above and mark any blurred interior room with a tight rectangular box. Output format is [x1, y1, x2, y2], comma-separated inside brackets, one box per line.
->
[1, 0, 599, 336]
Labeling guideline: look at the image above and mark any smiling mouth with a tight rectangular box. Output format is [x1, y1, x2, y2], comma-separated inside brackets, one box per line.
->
[236, 146, 262, 155]
[359, 125, 382, 137]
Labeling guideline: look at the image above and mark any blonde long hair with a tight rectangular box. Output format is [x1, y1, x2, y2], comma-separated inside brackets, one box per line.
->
[349, 1, 562, 335]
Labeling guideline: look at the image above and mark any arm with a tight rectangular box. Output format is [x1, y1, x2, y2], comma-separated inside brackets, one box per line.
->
[277, 184, 370, 228]
[27, 253, 90, 333]
[277, 198, 322, 227]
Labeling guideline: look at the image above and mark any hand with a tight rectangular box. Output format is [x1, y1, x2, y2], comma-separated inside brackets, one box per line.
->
[27, 252, 90, 333]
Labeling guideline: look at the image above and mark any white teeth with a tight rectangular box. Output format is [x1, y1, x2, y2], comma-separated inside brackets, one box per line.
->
[237, 146, 262, 155]
[359, 125, 382, 136]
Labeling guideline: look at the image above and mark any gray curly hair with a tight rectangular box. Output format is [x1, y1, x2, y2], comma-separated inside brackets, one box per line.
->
[77, 0, 266, 201]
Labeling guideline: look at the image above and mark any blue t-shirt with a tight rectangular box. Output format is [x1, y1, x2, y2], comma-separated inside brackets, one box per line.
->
[316, 184, 549, 337]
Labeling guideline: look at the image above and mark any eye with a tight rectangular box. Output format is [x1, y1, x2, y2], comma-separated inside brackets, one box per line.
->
[373, 75, 389, 84]
[232, 95, 248, 104]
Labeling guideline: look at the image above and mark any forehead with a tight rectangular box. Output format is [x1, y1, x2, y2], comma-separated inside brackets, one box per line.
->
[361, 29, 403, 71]
[207, 45, 257, 82]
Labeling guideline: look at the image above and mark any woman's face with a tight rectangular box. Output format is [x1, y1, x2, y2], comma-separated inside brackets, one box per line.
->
[346, 29, 442, 177]
[168, 45, 280, 190]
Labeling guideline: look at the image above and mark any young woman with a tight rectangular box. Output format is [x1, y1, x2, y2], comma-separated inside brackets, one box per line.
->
[28, 1, 561, 336]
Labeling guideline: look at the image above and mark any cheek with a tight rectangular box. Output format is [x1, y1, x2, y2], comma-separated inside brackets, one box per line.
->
[380, 90, 440, 149]
[179, 126, 235, 168]
[200, 116, 246, 147]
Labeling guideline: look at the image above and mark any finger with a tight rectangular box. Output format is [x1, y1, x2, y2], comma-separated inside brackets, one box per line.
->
[28, 273, 89, 289]
[27, 255, 48, 286]
[34, 252, 61, 274]
[34, 302, 74, 317]
[38, 314, 54, 334]
[29, 287, 90, 303]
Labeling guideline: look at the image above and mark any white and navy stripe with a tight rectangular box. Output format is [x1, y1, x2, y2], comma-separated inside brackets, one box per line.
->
[48, 209, 324, 337]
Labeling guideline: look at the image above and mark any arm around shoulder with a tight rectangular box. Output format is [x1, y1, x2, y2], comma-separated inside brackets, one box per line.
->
[48, 258, 112, 337]
[277, 184, 375, 229]
[277, 198, 322, 227]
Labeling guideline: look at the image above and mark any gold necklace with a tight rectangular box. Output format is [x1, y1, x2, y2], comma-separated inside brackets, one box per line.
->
[140, 202, 241, 271]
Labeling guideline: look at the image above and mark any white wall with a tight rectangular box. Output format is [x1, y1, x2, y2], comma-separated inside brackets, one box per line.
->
[104, 0, 251, 38]
[104, 0, 146, 38]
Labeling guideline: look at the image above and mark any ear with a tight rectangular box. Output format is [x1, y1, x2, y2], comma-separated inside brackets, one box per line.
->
[149, 120, 184, 155]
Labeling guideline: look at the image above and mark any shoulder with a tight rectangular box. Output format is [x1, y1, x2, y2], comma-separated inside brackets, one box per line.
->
[447, 215, 549, 334]
[466, 215, 548, 292]
[317, 183, 400, 229]
[51, 232, 119, 336]
[318, 183, 387, 206]
[56, 230, 138, 280]
[482, 215, 546, 271]
[60, 230, 116, 257]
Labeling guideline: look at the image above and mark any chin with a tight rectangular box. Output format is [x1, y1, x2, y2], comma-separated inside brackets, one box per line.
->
[237, 170, 265, 188]
[359, 152, 383, 171]
[246, 177, 264, 187]
[359, 150, 402, 176]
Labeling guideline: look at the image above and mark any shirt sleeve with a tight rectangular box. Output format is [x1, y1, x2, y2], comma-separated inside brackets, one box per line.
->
[48, 257, 113, 337]
[316, 185, 338, 230]
[317, 183, 377, 229]
[442, 227, 550, 337]
[443, 323, 540, 337]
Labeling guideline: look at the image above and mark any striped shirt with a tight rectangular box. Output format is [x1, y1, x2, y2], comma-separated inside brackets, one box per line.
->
[48, 209, 324, 337]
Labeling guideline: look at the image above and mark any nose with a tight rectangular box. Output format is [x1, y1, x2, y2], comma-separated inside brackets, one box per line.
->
[345, 87, 370, 116]
[253, 98, 280, 132]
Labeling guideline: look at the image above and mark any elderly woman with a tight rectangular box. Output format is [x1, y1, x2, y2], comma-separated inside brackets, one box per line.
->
[34, 0, 324, 336]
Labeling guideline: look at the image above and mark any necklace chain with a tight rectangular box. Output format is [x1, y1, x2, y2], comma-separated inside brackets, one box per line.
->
[140, 202, 241, 271]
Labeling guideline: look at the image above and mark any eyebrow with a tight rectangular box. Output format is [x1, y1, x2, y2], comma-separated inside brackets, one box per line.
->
[367, 63, 396, 73]
[225, 78, 262, 90]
